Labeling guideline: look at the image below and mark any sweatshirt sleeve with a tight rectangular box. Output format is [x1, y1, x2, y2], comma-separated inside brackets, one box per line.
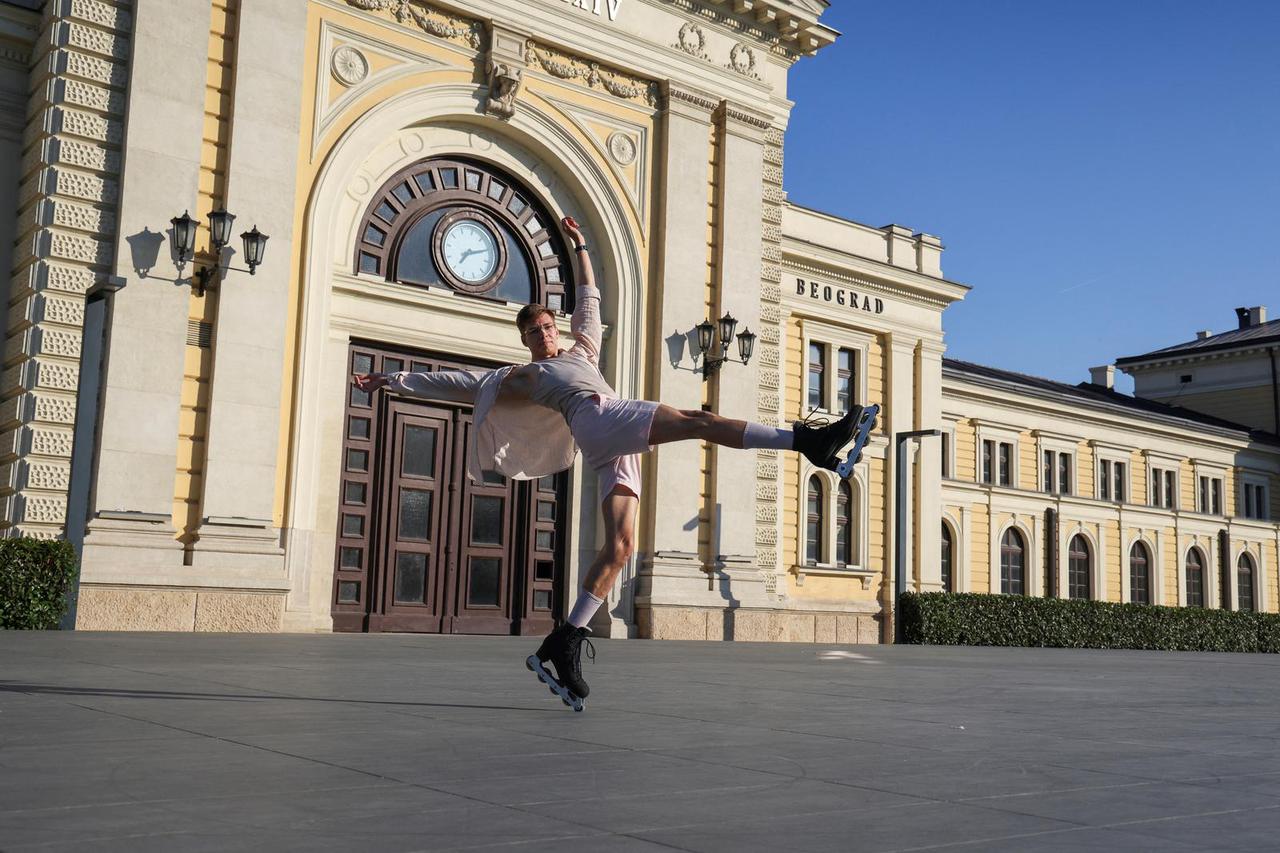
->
[387, 369, 485, 404]
[569, 285, 602, 365]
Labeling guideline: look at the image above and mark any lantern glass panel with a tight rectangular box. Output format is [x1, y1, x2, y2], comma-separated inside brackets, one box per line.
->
[737, 328, 756, 362]
[696, 320, 714, 354]
[171, 211, 197, 258]
[207, 209, 235, 248]
[717, 313, 737, 349]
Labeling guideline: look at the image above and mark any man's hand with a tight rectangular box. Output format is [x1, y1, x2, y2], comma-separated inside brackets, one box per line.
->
[353, 372, 391, 393]
[561, 215, 585, 249]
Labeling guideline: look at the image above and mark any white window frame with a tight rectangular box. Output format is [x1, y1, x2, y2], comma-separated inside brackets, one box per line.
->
[1143, 450, 1181, 510]
[1090, 442, 1132, 504]
[1034, 430, 1078, 496]
[940, 422, 957, 480]
[1239, 472, 1270, 521]
[1193, 461, 1226, 516]
[974, 422, 1020, 488]
[798, 319, 872, 419]
[794, 461, 871, 584]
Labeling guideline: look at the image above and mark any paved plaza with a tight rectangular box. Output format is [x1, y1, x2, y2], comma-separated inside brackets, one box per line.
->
[2, 632, 1279, 851]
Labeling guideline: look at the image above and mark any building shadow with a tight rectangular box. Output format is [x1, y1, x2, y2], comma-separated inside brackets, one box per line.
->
[0, 681, 560, 714]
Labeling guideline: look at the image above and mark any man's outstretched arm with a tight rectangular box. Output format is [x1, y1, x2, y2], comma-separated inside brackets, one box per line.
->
[352, 368, 485, 404]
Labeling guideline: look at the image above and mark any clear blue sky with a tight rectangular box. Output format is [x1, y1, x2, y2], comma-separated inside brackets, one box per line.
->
[784, 1, 1280, 393]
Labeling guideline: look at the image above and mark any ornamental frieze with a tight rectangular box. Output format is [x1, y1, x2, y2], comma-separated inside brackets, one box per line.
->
[524, 40, 658, 107]
[344, 0, 483, 50]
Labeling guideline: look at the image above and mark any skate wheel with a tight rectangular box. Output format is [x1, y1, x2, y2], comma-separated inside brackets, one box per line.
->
[550, 685, 559, 696]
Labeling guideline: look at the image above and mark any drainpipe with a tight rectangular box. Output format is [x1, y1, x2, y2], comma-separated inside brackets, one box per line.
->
[1219, 529, 1231, 610]
[1045, 508, 1058, 598]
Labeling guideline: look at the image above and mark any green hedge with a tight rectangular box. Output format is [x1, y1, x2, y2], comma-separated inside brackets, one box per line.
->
[0, 538, 78, 630]
[900, 592, 1280, 654]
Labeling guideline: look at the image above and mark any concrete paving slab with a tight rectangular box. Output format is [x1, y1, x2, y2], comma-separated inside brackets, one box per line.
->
[3, 633, 1280, 851]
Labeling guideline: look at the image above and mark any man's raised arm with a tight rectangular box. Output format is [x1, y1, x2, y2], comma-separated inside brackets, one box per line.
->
[353, 368, 485, 404]
[561, 215, 602, 364]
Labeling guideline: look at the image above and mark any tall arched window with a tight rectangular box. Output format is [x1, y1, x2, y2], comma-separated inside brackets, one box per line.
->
[354, 156, 573, 310]
[836, 480, 853, 566]
[1238, 553, 1256, 612]
[1068, 534, 1091, 600]
[941, 522, 953, 592]
[805, 475, 823, 566]
[1000, 528, 1025, 595]
[1185, 547, 1205, 607]
[1129, 542, 1150, 605]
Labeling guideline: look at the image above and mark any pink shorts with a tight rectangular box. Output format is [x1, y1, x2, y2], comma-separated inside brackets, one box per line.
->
[568, 395, 658, 502]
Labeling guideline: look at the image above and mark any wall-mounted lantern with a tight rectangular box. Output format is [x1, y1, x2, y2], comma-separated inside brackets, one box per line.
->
[170, 209, 269, 296]
[695, 311, 755, 380]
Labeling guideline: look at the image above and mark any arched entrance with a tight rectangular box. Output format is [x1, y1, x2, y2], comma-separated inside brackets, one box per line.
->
[284, 85, 645, 635]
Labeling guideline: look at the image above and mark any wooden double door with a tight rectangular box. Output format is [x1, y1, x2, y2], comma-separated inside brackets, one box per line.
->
[332, 344, 566, 635]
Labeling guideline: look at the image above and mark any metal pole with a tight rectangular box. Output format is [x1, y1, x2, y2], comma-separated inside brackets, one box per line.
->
[894, 429, 940, 644]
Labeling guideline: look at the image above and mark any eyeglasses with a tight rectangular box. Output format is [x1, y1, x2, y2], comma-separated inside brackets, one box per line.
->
[522, 322, 557, 339]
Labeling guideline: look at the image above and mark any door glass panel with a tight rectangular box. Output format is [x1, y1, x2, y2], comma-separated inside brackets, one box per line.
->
[398, 488, 433, 540]
[471, 496, 503, 545]
[340, 547, 362, 569]
[534, 589, 551, 610]
[349, 417, 369, 439]
[537, 500, 555, 521]
[403, 426, 436, 477]
[468, 557, 501, 606]
[344, 482, 366, 505]
[342, 514, 364, 537]
[535, 560, 554, 581]
[346, 449, 368, 471]
[394, 552, 427, 604]
[338, 581, 360, 603]
[383, 357, 404, 373]
[536, 530, 553, 551]
[538, 475, 556, 492]
[482, 469, 506, 485]
[350, 386, 371, 407]
[352, 354, 373, 374]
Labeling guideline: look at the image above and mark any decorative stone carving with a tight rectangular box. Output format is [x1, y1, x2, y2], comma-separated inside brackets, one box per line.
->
[18, 494, 67, 525]
[606, 131, 636, 165]
[484, 60, 522, 119]
[31, 428, 74, 457]
[330, 46, 369, 86]
[727, 43, 759, 79]
[34, 393, 77, 424]
[674, 22, 709, 60]
[28, 462, 71, 491]
[525, 40, 658, 106]
[53, 108, 124, 145]
[345, 0, 483, 50]
[58, 21, 129, 61]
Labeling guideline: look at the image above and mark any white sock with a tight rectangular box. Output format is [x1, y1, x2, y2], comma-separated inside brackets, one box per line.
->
[567, 589, 605, 628]
[742, 422, 794, 450]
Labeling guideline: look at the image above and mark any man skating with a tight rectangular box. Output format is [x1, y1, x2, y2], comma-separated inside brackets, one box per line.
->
[354, 215, 873, 711]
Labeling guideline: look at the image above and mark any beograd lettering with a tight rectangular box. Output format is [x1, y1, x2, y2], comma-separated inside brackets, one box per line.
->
[566, 0, 621, 21]
[796, 278, 884, 314]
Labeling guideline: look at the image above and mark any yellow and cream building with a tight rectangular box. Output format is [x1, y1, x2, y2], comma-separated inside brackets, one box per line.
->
[0, 0, 1276, 640]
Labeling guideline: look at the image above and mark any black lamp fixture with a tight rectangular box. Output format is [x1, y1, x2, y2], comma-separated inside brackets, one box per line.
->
[169, 208, 269, 296]
[696, 311, 756, 380]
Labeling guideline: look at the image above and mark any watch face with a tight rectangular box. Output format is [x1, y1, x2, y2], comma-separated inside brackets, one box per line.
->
[441, 218, 500, 283]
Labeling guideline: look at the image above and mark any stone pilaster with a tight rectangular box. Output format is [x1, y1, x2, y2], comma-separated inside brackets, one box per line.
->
[190, 0, 309, 572]
[1, 0, 134, 539]
[634, 83, 717, 620]
[756, 121, 786, 598]
[710, 100, 770, 608]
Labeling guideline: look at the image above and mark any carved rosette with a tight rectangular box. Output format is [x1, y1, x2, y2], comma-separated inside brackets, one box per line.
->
[524, 40, 658, 108]
[331, 46, 369, 86]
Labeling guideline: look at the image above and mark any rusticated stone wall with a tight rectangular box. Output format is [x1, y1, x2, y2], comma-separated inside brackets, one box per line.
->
[2, 0, 132, 539]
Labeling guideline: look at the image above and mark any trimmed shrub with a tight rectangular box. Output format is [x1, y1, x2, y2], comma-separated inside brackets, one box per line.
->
[900, 592, 1280, 654]
[0, 538, 78, 630]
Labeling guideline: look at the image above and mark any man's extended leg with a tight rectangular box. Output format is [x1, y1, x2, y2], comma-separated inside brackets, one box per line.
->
[528, 487, 638, 706]
[646, 404, 863, 470]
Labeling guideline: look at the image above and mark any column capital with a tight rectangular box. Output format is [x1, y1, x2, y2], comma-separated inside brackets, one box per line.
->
[717, 100, 771, 143]
[661, 81, 718, 121]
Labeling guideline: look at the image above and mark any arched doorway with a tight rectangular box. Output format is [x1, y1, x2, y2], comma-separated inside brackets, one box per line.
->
[331, 157, 576, 635]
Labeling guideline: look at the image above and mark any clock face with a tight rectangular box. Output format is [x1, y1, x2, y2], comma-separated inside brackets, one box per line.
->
[441, 218, 500, 284]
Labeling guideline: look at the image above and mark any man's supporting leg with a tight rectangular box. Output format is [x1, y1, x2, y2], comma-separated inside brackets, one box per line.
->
[572, 487, 640, 616]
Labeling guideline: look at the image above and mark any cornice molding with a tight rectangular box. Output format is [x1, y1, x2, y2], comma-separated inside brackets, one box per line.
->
[343, 0, 484, 50]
